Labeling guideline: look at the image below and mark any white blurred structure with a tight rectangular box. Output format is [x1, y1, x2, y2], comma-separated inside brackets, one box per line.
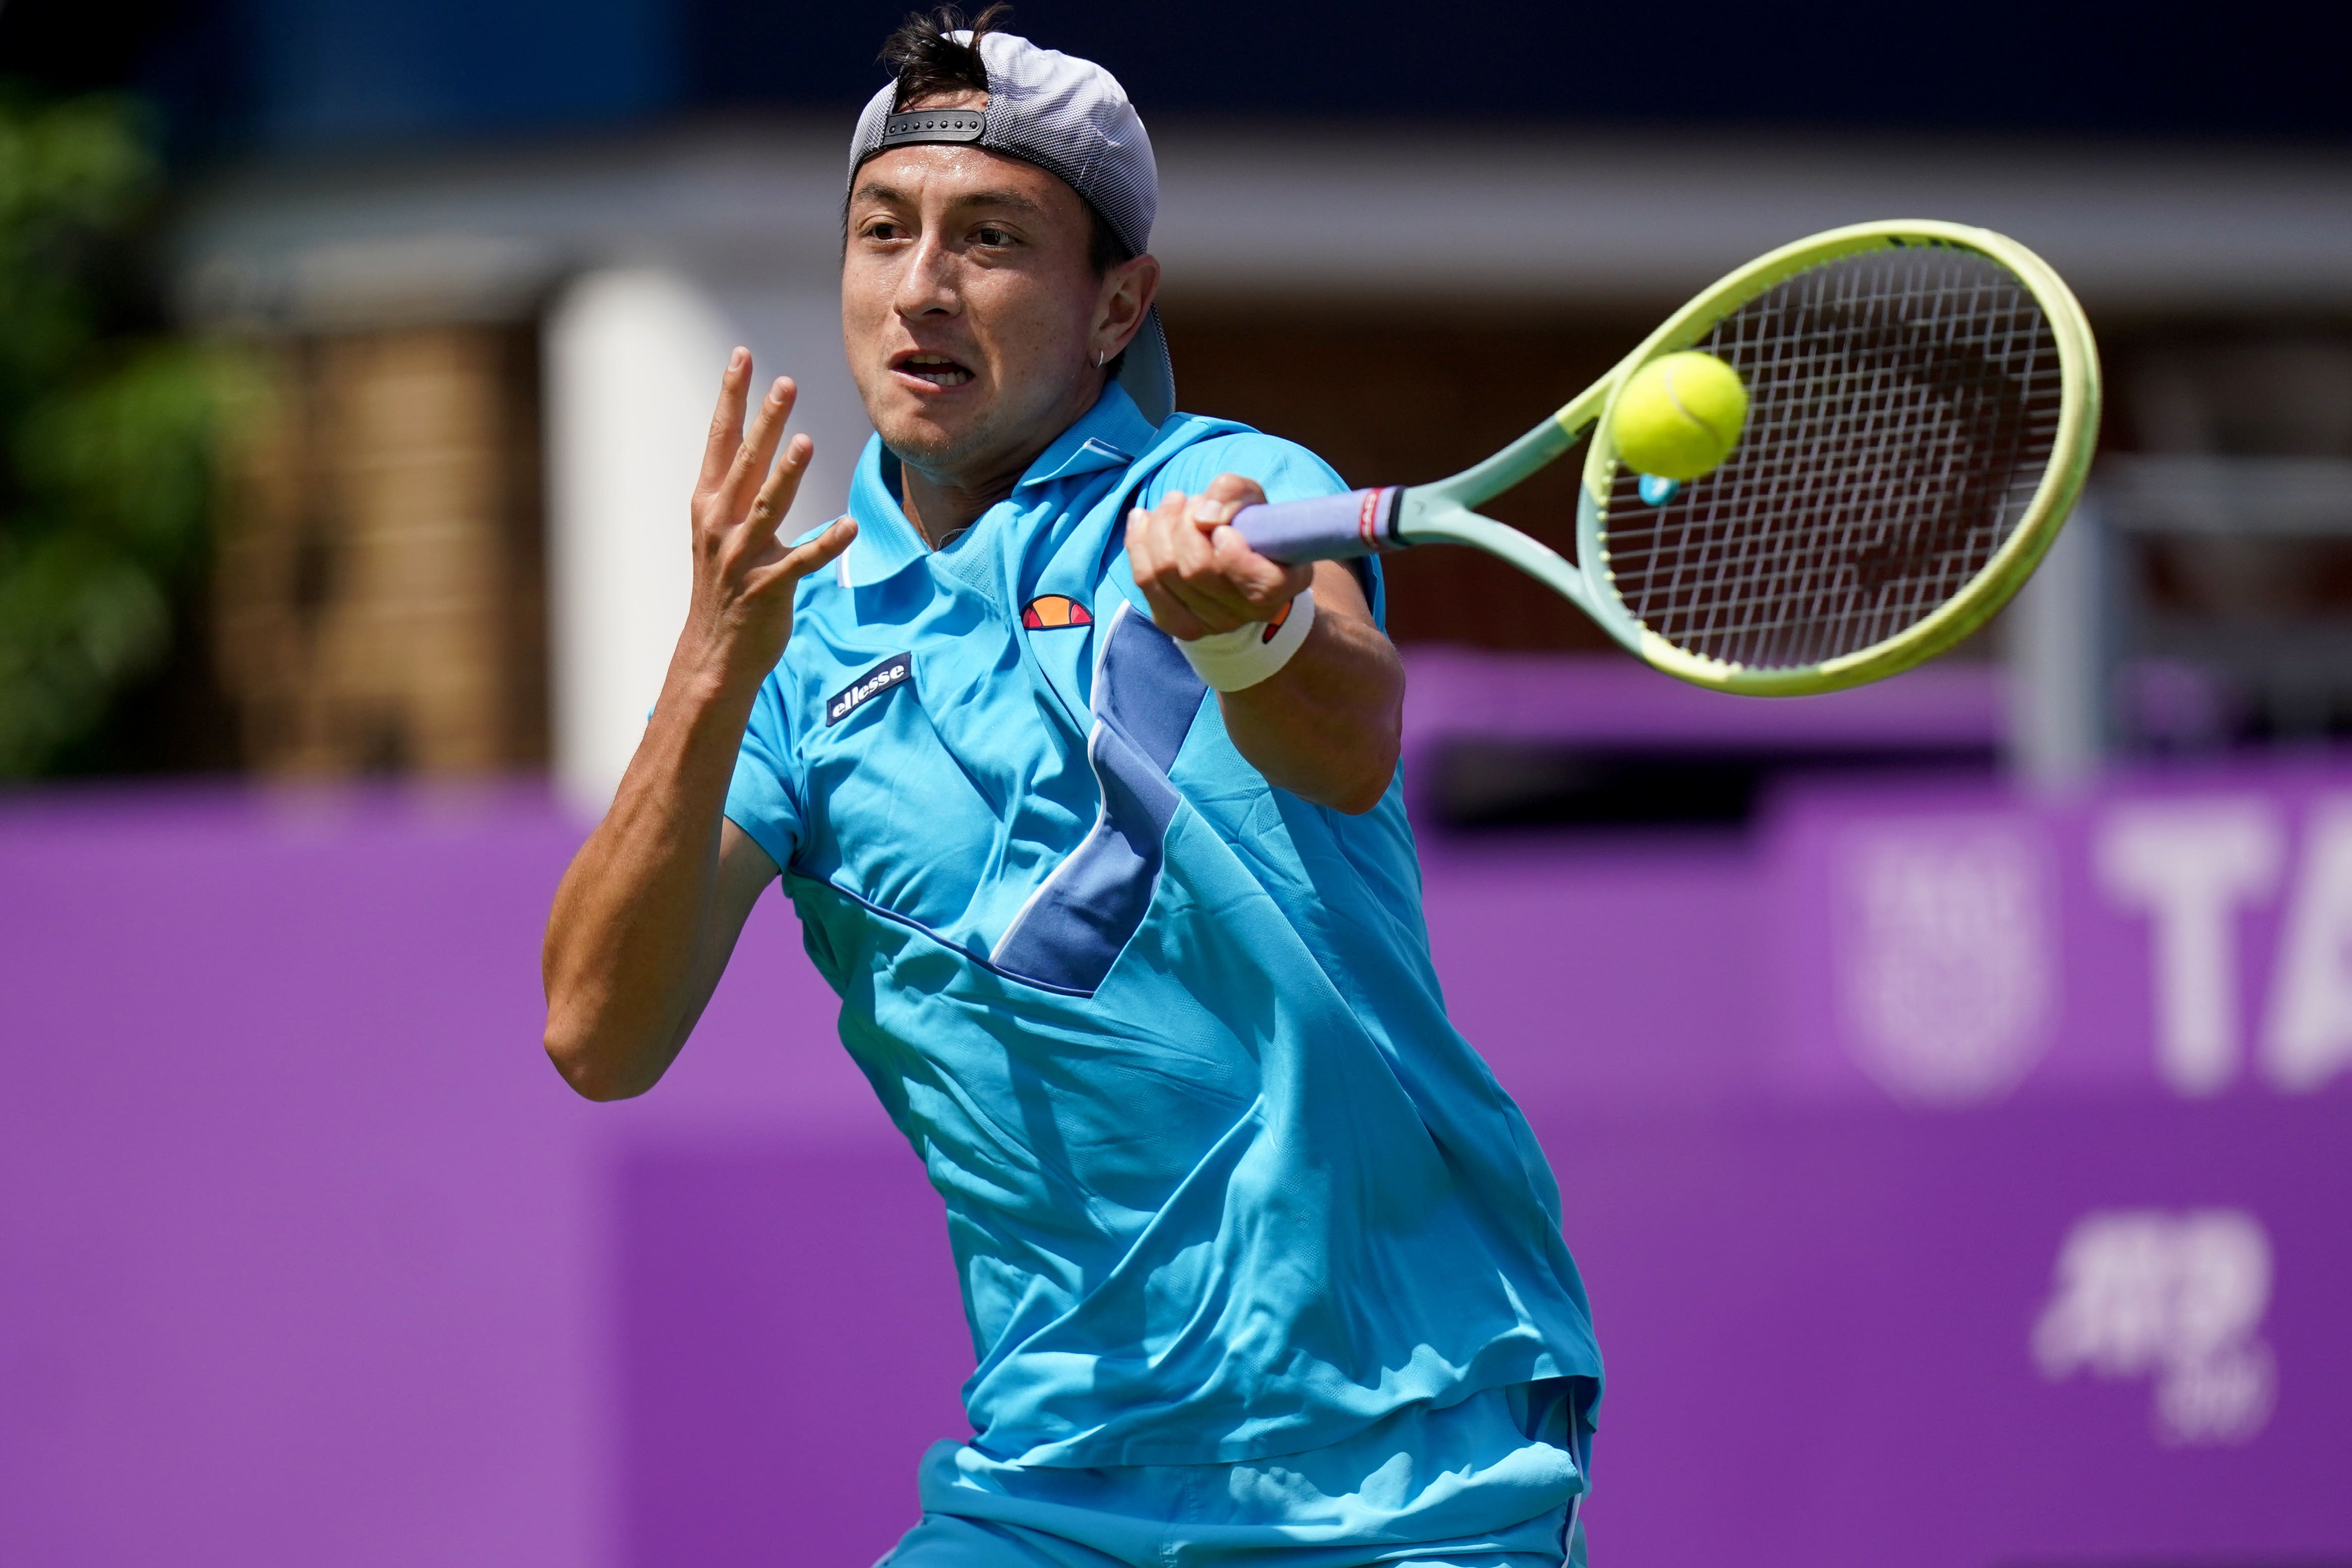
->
[543, 271, 729, 813]
[543, 272, 880, 810]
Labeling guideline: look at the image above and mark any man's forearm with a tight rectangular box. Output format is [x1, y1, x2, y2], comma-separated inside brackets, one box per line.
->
[541, 673, 755, 1099]
[1220, 597, 1404, 816]
[540, 350, 851, 1100]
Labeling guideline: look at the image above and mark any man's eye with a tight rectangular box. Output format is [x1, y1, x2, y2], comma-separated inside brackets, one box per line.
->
[974, 226, 1015, 247]
[864, 221, 906, 241]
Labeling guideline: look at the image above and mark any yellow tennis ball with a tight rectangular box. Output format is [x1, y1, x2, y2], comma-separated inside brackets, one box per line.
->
[1610, 351, 1749, 481]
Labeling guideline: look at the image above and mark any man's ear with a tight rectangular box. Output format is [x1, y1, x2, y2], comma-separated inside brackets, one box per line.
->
[1095, 253, 1161, 359]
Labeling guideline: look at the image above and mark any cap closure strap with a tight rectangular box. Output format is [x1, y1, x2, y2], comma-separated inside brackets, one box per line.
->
[879, 108, 986, 147]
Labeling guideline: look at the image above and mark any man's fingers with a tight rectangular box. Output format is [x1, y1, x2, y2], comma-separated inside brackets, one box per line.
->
[1196, 472, 1267, 511]
[695, 348, 753, 497]
[780, 515, 857, 578]
[1135, 575, 1210, 641]
[1208, 526, 1313, 606]
[733, 432, 814, 561]
[1127, 505, 1210, 639]
[1163, 496, 1261, 628]
[1130, 484, 1309, 637]
[718, 376, 799, 520]
[744, 516, 858, 595]
[1183, 483, 1305, 608]
[1183, 473, 1267, 548]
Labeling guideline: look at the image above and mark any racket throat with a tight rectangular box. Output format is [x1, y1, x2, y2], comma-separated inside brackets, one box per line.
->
[1398, 495, 1605, 623]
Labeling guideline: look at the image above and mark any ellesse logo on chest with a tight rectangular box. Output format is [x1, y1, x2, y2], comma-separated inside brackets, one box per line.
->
[825, 653, 912, 727]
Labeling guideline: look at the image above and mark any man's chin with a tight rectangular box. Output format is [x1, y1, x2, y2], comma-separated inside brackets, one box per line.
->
[874, 408, 991, 476]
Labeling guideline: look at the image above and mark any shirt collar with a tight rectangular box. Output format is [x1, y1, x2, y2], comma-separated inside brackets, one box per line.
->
[1013, 382, 1155, 490]
[840, 441, 928, 587]
[836, 383, 1156, 588]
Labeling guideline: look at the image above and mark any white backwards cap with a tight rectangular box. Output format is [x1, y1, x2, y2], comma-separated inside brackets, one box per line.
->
[847, 30, 1173, 426]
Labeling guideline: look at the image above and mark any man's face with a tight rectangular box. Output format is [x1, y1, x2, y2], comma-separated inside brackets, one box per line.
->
[842, 134, 1148, 488]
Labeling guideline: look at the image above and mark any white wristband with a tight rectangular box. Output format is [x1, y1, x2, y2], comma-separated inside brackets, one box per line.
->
[1174, 589, 1316, 692]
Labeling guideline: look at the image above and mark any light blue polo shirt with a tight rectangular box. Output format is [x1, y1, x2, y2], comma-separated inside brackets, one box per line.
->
[725, 383, 1600, 1473]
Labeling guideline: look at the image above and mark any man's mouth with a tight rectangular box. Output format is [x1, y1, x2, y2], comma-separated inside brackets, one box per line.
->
[892, 351, 975, 389]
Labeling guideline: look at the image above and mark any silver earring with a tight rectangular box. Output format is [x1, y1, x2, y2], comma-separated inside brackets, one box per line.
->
[1095, 349, 1107, 368]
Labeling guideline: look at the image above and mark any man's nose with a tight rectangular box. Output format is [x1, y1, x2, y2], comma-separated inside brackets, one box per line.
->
[894, 232, 961, 317]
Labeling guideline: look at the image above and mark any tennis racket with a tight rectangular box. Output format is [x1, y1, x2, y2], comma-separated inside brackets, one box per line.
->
[1229, 219, 2100, 695]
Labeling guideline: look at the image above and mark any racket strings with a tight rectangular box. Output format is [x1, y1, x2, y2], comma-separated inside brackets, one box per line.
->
[1602, 248, 2064, 669]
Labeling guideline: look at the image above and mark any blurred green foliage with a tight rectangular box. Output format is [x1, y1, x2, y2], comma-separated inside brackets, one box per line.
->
[0, 87, 256, 777]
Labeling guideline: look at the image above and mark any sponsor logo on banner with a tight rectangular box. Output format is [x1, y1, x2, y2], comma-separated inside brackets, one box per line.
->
[1835, 817, 2056, 1106]
[2033, 1208, 2276, 1446]
[2096, 792, 2352, 1096]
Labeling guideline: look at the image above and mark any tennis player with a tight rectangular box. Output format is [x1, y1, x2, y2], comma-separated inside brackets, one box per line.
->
[542, 11, 1602, 1564]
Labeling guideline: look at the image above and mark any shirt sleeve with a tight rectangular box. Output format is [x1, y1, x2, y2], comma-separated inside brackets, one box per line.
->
[722, 674, 804, 873]
[1129, 432, 1388, 631]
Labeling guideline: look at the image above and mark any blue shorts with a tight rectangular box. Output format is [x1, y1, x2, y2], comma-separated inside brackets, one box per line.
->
[878, 1381, 1589, 1568]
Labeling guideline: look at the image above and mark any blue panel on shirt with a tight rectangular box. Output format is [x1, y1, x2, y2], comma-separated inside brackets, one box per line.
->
[990, 601, 1195, 995]
[723, 383, 1599, 1471]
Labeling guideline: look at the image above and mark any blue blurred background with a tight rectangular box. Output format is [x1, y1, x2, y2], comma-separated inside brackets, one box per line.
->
[4, 4, 2351, 1565]
[26, 0, 2352, 146]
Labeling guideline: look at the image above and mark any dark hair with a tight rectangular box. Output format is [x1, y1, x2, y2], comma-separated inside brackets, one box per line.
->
[880, 4, 1008, 110]
[876, 5, 1135, 282]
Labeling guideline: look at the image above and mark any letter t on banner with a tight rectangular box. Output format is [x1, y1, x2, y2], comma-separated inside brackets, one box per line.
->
[2264, 795, 2352, 1092]
[2096, 800, 2285, 1097]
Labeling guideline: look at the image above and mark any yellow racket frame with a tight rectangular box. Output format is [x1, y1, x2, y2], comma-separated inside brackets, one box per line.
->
[1395, 219, 2101, 695]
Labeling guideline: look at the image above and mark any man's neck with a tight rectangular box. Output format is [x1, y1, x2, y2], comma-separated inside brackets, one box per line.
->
[897, 380, 1105, 549]
[898, 462, 1019, 550]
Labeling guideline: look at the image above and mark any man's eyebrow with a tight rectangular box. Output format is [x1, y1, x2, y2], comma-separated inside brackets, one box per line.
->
[945, 188, 1049, 217]
[847, 181, 1049, 218]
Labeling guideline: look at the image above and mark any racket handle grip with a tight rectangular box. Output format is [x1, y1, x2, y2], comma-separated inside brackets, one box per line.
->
[1229, 487, 1406, 563]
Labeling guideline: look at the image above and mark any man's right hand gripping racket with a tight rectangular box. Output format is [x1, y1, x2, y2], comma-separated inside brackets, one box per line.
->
[1232, 220, 2101, 695]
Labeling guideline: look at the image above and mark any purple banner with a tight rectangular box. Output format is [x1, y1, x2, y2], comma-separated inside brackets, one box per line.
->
[3, 757, 2347, 1566]
[1769, 762, 2352, 1107]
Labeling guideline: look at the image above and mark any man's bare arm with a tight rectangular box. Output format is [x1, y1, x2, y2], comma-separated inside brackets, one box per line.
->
[541, 351, 853, 1100]
[1127, 475, 1404, 815]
